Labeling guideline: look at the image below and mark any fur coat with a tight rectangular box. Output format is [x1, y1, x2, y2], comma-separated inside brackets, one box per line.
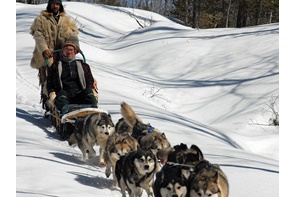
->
[30, 11, 79, 69]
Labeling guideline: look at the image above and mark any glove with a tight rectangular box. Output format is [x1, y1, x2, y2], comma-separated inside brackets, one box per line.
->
[93, 79, 98, 91]
[49, 92, 56, 101]
[45, 92, 56, 111]
[92, 88, 99, 101]
[43, 50, 53, 59]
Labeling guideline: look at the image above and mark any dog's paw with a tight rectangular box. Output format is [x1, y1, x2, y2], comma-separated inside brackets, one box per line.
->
[99, 161, 107, 167]
[87, 150, 96, 159]
[105, 168, 111, 177]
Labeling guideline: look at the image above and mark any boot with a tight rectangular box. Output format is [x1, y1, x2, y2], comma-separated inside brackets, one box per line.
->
[45, 92, 56, 112]
[38, 66, 48, 110]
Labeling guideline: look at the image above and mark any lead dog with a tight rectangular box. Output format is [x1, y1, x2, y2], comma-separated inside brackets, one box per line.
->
[187, 160, 229, 197]
[68, 112, 115, 165]
[104, 131, 138, 186]
[153, 164, 188, 197]
[115, 148, 158, 197]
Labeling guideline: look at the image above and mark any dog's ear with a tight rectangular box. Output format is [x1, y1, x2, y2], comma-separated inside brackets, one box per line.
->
[190, 144, 204, 160]
[174, 143, 187, 151]
[211, 171, 218, 183]
[160, 132, 167, 139]
[107, 114, 115, 126]
[179, 143, 188, 150]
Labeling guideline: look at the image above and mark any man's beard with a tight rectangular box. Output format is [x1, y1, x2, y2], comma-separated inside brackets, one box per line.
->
[52, 9, 59, 15]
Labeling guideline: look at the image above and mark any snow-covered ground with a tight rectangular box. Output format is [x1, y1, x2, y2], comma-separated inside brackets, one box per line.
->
[15, 2, 280, 197]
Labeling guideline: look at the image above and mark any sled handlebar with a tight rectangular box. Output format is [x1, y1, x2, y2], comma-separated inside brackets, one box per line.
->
[45, 49, 86, 68]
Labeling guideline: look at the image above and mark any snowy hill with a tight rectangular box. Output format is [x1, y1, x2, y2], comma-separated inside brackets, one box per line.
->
[16, 2, 278, 197]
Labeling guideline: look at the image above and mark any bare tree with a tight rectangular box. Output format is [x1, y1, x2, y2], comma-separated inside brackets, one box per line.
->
[19, 0, 278, 28]
[192, 0, 198, 29]
[266, 96, 279, 126]
[225, 0, 232, 27]
[184, 0, 189, 23]
[255, 0, 263, 25]
[164, 0, 169, 15]
[236, 0, 248, 27]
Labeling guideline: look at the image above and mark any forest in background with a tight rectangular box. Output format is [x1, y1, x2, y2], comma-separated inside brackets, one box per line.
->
[17, 0, 279, 28]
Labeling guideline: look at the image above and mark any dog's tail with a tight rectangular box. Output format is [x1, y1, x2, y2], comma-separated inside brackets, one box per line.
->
[120, 102, 142, 128]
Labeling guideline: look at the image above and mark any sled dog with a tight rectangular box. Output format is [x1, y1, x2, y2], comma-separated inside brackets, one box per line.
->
[115, 148, 158, 197]
[115, 117, 135, 134]
[68, 112, 115, 164]
[167, 143, 204, 179]
[153, 164, 188, 197]
[156, 146, 175, 164]
[119, 102, 171, 154]
[187, 160, 229, 197]
[104, 131, 138, 186]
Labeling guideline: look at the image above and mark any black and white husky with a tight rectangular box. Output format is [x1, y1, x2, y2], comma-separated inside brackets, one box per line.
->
[115, 148, 158, 197]
[153, 164, 188, 197]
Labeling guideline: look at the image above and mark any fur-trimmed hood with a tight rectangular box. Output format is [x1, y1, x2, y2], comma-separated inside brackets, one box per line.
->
[39, 10, 66, 18]
[46, 0, 64, 13]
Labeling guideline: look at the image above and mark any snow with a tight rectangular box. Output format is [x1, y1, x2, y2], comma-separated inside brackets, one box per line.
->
[14, 2, 281, 197]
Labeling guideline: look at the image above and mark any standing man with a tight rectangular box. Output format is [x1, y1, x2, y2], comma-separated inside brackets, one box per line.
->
[30, 0, 80, 111]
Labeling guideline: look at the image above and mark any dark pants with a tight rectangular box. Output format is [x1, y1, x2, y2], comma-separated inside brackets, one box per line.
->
[55, 88, 97, 112]
[38, 66, 48, 109]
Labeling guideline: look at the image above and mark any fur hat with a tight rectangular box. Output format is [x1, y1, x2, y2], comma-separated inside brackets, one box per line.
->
[62, 41, 78, 53]
[48, 0, 62, 5]
[46, 0, 64, 13]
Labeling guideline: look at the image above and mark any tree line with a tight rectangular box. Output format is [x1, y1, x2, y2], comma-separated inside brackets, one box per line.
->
[17, 0, 279, 28]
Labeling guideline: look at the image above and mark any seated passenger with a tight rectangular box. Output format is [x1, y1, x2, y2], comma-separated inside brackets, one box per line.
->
[46, 41, 98, 113]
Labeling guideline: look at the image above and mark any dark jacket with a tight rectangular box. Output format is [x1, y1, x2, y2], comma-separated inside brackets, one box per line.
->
[47, 59, 95, 97]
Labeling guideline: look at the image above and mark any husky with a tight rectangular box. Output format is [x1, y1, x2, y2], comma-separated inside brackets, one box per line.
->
[153, 164, 188, 197]
[104, 131, 139, 186]
[115, 117, 135, 134]
[187, 160, 229, 197]
[115, 148, 158, 197]
[119, 102, 171, 154]
[68, 112, 115, 165]
[167, 143, 204, 179]
[156, 146, 175, 164]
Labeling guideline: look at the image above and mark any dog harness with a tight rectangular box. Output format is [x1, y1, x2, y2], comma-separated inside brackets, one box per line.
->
[147, 125, 154, 132]
[131, 125, 154, 138]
